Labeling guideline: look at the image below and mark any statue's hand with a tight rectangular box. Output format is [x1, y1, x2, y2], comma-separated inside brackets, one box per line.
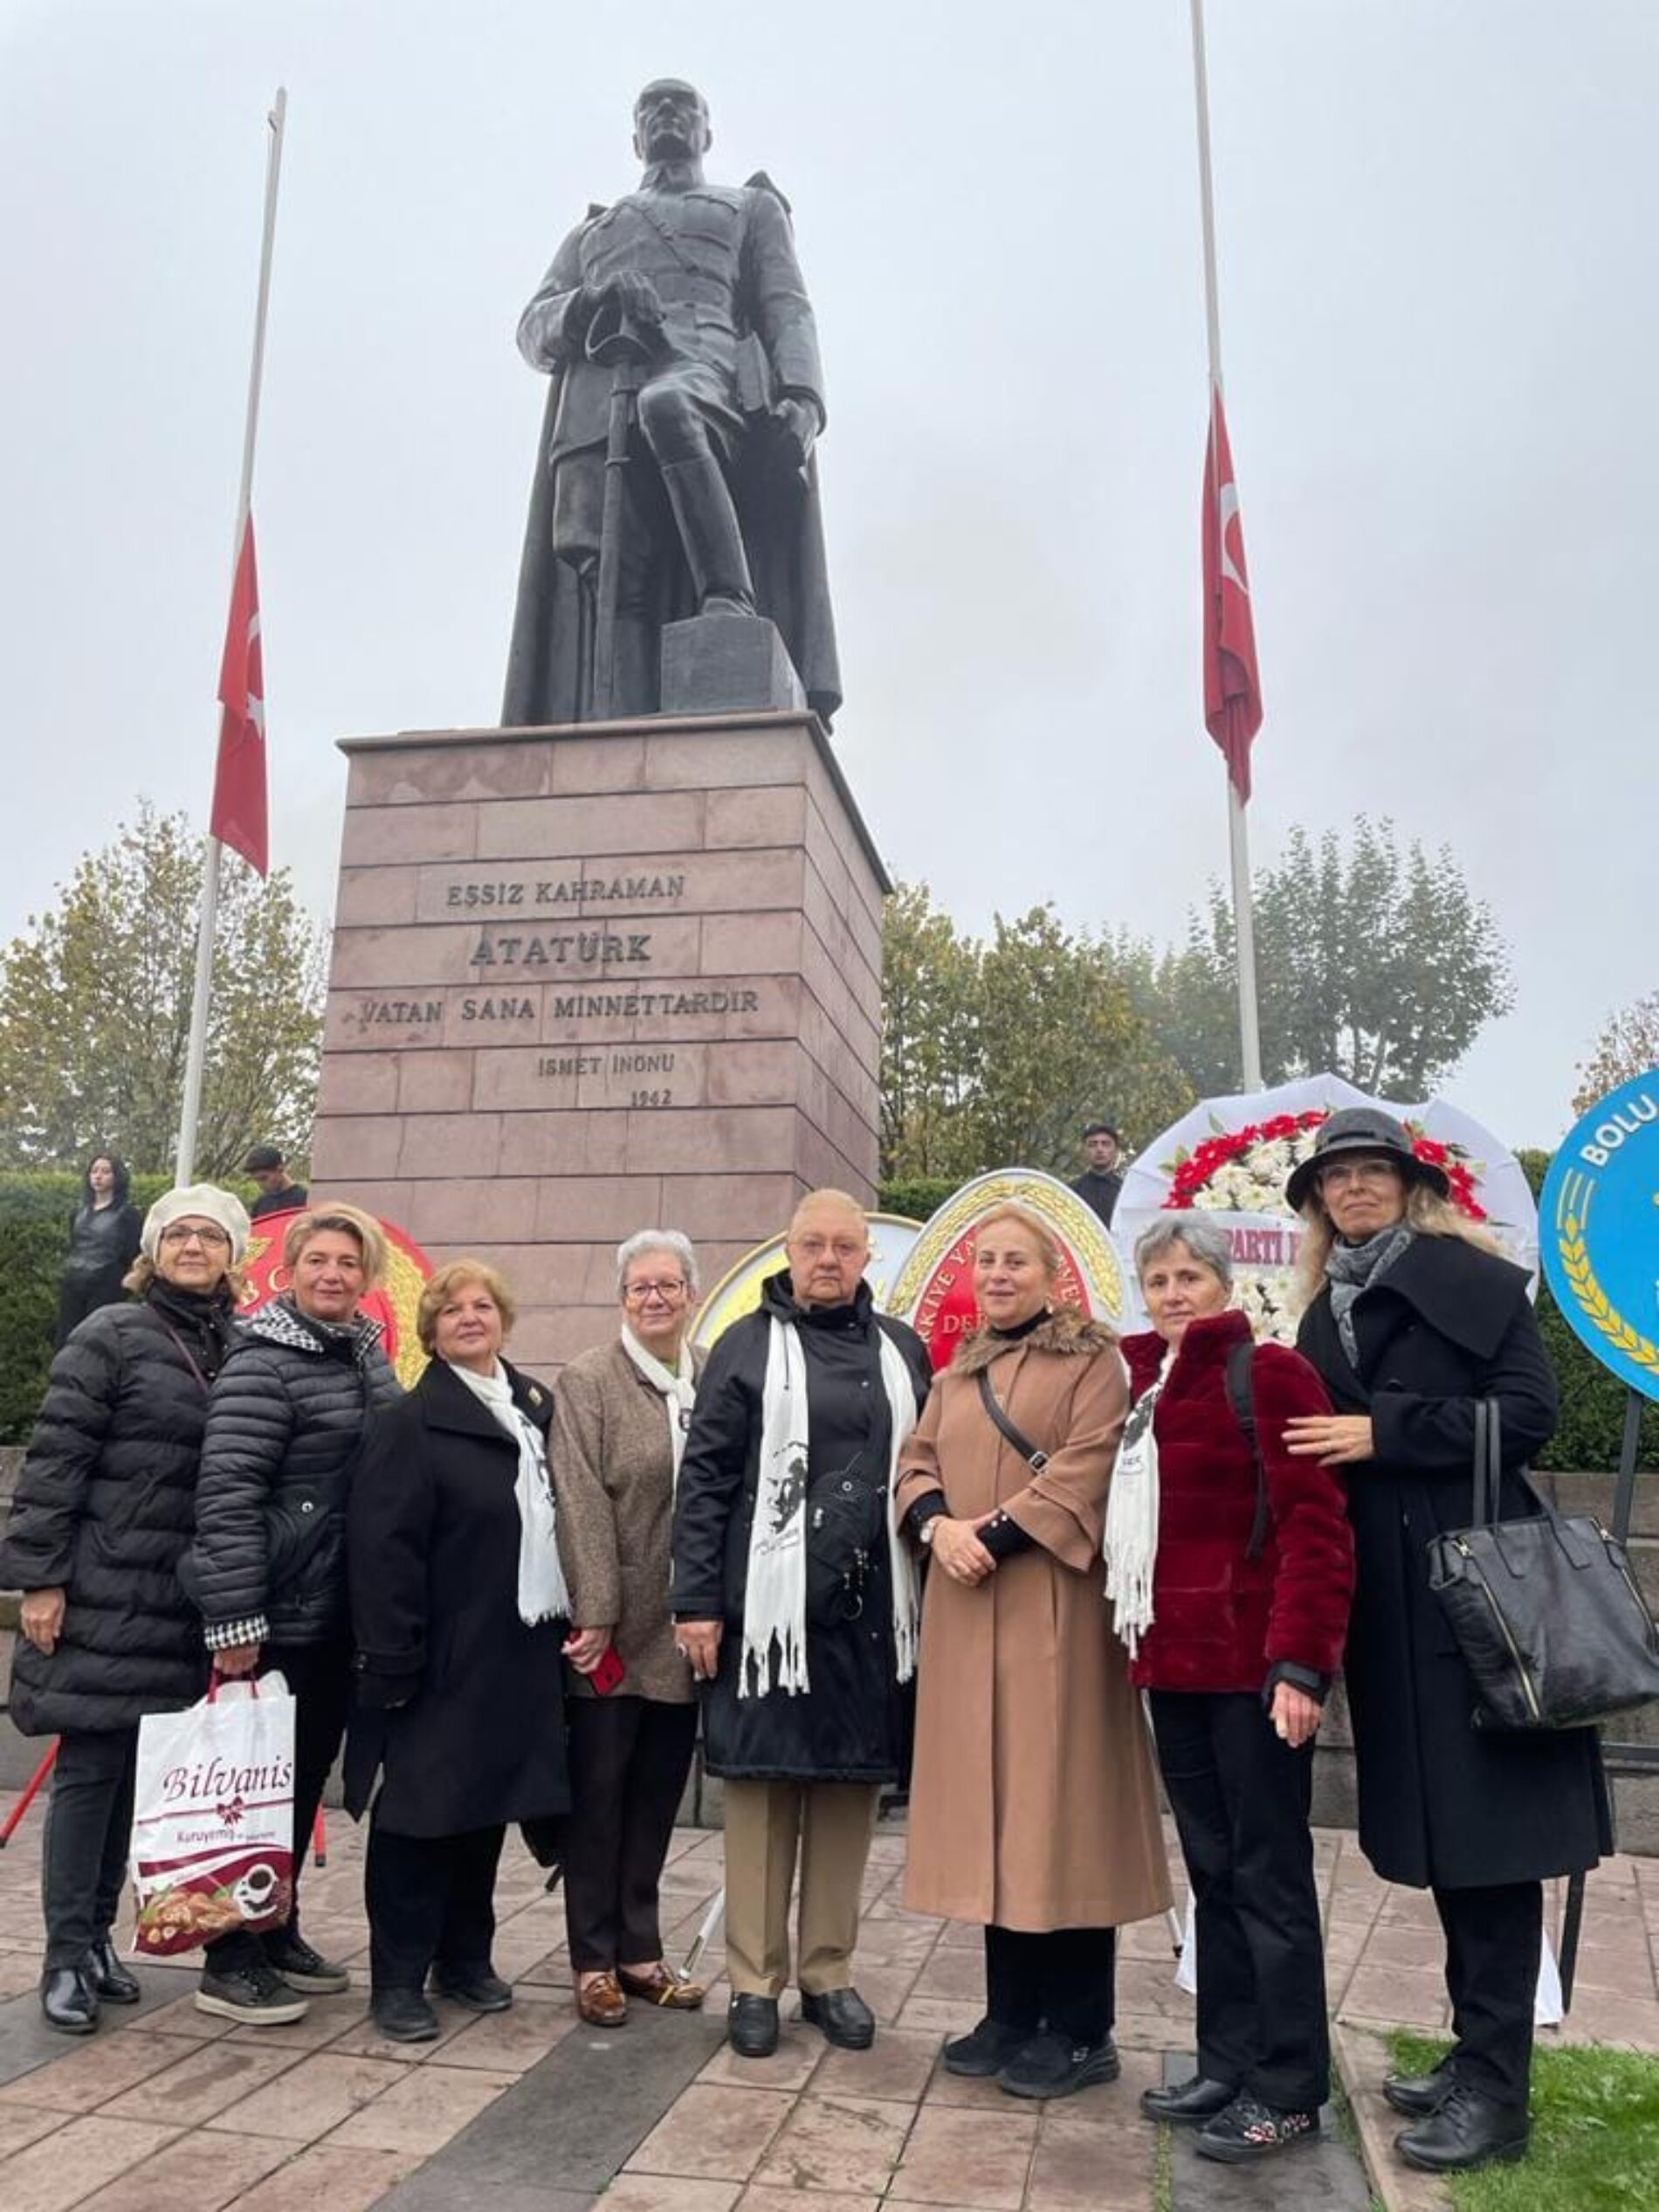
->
[774, 396, 820, 471]
[597, 272, 664, 326]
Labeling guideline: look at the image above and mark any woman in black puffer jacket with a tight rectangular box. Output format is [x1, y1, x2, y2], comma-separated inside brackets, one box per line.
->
[187, 1204, 403, 2022]
[0, 1184, 250, 2036]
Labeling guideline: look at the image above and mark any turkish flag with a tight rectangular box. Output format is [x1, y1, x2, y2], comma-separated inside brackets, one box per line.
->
[210, 514, 268, 875]
[1201, 385, 1263, 800]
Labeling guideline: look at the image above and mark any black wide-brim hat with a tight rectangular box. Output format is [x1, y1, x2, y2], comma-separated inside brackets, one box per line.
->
[1284, 1105, 1451, 1215]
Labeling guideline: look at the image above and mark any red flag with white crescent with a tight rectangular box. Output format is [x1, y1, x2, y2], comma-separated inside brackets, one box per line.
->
[1201, 385, 1263, 800]
[210, 513, 269, 876]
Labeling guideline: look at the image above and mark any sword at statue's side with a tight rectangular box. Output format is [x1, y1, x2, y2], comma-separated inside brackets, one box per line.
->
[584, 301, 657, 720]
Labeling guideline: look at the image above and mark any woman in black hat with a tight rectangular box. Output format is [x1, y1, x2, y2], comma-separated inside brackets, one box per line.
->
[1283, 1108, 1610, 2178]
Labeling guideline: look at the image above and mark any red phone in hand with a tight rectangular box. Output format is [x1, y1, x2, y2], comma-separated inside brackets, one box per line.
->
[590, 1644, 626, 1696]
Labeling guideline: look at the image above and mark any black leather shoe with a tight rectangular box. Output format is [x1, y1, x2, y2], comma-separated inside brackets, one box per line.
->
[943, 2017, 1029, 2078]
[431, 1965, 513, 2013]
[88, 1940, 141, 2005]
[371, 1987, 443, 2043]
[1140, 2073, 1236, 2124]
[41, 1967, 99, 2036]
[801, 1987, 875, 2050]
[728, 1994, 781, 2057]
[1395, 2084, 1531, 2173]
[1383, 2060, 1456, 2119]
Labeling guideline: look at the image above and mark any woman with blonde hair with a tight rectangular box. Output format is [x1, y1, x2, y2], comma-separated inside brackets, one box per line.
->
[189, 1202, 403, 2024]
[898, 1202, 1170, 2101]
[344, 1258, 569, 2041]
[1, 1185, 250, 2033]
[1284, 1107, 1610, 2175]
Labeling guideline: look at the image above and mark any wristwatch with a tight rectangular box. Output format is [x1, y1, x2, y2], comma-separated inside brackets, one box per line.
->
[918, 1517, 940, 1548]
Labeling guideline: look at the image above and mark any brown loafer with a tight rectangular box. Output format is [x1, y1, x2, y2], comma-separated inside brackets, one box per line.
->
[618, 1961, 706, 2010]
[576, 1972, 627, 2028]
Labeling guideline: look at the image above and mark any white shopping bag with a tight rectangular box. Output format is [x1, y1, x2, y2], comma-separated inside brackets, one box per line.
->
[129, 1674, 297, 1957]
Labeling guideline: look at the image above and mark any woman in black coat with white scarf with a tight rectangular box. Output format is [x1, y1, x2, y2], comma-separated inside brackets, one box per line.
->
[345, 1258, 570, 2042]
[1284, 1109, 1610, 2179]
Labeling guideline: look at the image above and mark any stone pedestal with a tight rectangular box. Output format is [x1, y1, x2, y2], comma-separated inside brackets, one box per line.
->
[309, 709, 889, 1372]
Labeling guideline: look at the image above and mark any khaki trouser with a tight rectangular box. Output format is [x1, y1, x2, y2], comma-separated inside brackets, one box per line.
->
[722, 1779, 880, 1997]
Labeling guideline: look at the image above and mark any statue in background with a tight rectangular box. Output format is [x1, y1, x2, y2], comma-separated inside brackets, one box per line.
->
[503, 79, 840, 726]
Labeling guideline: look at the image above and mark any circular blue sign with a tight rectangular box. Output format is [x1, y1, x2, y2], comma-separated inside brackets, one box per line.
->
[1541, 1068, 1659, 1402]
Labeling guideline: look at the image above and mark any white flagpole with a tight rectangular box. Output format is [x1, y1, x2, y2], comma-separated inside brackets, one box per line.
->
[1189, 2, 1263, 1092]
[176, 87, 288, 1183]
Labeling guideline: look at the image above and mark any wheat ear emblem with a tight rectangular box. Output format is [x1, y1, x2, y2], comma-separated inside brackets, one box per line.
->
[1561, 1216, 1659, 1382]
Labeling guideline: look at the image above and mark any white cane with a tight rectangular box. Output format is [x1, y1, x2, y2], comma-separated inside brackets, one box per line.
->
[679, 1884, 726, 1983]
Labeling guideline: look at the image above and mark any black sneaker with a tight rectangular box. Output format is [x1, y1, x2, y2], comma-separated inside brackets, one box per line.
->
[998, 2029, 1121, 2100]
[196, 1957, 311, 2025]
[1194, 2094, 1320, 2162]
[264, 1928, 351, 1995]
[943, 2017, 1030, 2078]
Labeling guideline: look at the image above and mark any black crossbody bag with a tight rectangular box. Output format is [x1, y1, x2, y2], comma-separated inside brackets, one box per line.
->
[981, 1347, 1270, 1561]
[1427, 1399, 1659, 1730]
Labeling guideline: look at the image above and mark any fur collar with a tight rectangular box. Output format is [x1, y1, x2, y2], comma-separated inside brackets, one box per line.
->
[951, 1302, 1117, 1375]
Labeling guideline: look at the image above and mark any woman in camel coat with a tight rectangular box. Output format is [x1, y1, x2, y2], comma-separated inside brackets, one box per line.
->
[897, 1202, 1170, 2103]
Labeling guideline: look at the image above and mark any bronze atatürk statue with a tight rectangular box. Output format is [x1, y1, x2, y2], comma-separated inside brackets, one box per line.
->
[502, 79, 840, 725]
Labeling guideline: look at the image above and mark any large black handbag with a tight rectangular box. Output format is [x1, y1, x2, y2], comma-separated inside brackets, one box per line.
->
[1427, 1400, 1659, 1730]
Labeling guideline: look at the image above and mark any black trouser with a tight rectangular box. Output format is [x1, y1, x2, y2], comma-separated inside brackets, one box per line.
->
[983, 1923, 1116, 2044]
[56, 1271, 124, 1347]
[203, 1635, 355, 1974]
[366, 1817, 506, 1994]
[562, 1696, 698, 1974]
[1432, 1879, 1541, 2107]
[1150, 1688, 1330, 2111]
[41, 1727, 138, 1972]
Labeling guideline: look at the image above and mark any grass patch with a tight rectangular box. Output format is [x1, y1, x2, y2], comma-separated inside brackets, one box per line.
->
[1389, 2033, 1659, 2210]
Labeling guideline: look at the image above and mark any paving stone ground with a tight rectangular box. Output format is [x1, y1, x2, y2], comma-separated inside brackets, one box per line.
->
[0, 1792, 1656, 2212]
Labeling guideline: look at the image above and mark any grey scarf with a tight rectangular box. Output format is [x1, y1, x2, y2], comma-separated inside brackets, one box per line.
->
[1325, 1224, 1415, 1367]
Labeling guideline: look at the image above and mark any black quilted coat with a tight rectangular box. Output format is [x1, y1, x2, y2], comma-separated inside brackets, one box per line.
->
[189, 1298, 403, 1647]
[0, 1282, 237, 1734]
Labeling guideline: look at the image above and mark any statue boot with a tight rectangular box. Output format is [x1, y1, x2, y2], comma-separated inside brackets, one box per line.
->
[659, 455, 756, 617]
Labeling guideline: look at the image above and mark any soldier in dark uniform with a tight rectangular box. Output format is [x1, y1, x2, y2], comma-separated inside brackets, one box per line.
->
[505, 80, 840, 724]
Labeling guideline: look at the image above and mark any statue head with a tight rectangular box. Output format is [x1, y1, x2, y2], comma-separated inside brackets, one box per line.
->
[633, 79, 711, 164]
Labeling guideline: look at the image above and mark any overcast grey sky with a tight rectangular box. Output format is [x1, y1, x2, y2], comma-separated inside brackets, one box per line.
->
[2, 1, 1651, 1147]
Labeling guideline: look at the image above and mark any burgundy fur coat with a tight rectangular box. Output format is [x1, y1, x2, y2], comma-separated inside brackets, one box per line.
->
[1120, 1309, 1353, 1693]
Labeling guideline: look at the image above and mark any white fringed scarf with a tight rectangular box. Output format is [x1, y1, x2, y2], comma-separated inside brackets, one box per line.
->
[742, 1319, 920, 1699]
[1103, 1348, 1172, 1658]
[449, 1360, 573, 1626]
[619, 1325, 698, 1487]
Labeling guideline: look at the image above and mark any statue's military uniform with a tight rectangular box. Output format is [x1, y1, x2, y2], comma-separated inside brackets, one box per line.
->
[518, 173, 824, 498]
[504, 162, 842, 727]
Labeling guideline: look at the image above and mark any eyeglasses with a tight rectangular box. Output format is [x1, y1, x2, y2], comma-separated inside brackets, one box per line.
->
[159, 1224, 231, 1250]
[623, 1279, 687, 1304]
[1319, 1160, 1401, 1190]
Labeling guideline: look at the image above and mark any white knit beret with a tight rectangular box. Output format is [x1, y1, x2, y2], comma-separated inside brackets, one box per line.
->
[141, 1183, 252, 1264]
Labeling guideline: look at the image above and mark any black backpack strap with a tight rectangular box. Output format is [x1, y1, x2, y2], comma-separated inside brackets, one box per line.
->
[976, 1366, 1050, 1472]
[1225, 1339, 1271, 1562]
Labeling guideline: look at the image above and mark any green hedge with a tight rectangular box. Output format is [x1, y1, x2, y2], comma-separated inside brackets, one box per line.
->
[878, 1176, 960, 1224]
